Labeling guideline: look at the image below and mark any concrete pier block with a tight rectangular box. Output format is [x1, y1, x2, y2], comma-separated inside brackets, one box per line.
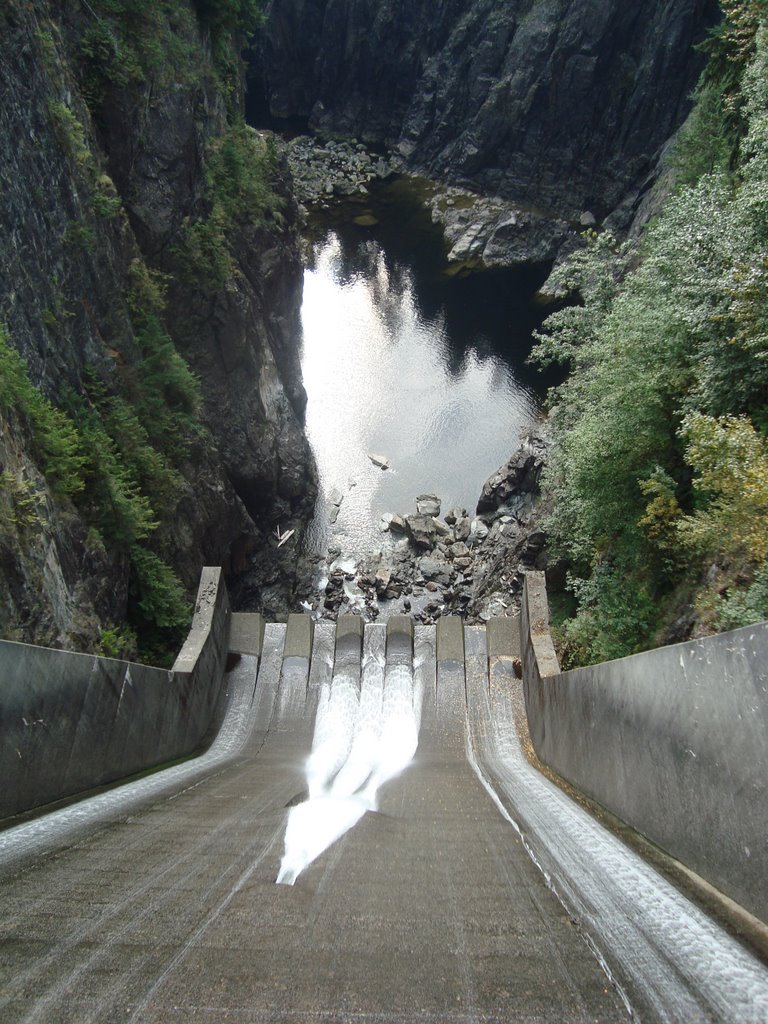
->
[437, 616, 465, 664]
[487, 616, 520, 659]
[386, 615, 414, 640]
[284, 614, 314, 659]
[229, 613, 266, 658]
[336, 614, 364, 643]
[334, 616, 364, 682]
[387, 615, 413, 663]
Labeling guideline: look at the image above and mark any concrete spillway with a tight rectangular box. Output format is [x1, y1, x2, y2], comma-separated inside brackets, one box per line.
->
[1, 617, 767, 1023]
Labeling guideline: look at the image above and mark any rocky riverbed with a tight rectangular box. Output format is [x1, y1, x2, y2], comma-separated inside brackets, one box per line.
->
[300, 429, 550, 625]
[287, 133, 594, 272]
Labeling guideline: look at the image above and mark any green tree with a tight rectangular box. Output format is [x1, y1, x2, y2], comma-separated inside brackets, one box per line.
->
[532, 9, 768, 665]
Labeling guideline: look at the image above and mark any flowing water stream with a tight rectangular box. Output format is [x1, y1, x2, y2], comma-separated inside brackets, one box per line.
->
[300, 178, 554, 558]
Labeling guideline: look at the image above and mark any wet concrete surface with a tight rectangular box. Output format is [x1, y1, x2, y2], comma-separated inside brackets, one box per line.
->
[1, 618, 766, 1022]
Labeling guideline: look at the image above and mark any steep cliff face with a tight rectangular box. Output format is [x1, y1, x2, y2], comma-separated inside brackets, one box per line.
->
[0, 0, 316, 652]
[93, 46, 312, 519]
[257, 0, 716, 221]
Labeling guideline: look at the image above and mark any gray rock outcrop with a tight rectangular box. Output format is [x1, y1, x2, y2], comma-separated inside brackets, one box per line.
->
[476, 434, 548, 515]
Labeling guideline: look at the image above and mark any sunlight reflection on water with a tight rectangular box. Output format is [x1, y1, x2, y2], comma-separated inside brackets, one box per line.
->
[301, 233, 539, 555]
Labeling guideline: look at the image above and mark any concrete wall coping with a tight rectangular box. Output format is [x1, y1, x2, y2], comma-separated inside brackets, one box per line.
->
[0, 565, 227, 682]
[0, 638, 171, 675]
[522, 571, 560, 677]
[173, 567, 228, 674]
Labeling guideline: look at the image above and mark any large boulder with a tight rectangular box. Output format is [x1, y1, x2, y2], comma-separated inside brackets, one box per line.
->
[405, 514, 438, 550]
[416, 494, 441, 517]
[417, 556, 454, 587]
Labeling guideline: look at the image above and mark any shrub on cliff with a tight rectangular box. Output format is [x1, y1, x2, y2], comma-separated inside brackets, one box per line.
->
[194, 0, 264, 91]
[79, 0, 263, 109]
[79, 0, 201, 107]
[0, 328, 85, 498]
[125, 261, 202, 458]
[0, 322, 191, 654]
[175, 122, 284, 290]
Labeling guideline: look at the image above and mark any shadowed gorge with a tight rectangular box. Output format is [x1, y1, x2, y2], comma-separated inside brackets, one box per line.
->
[299, 180, 553, 557]
[253, 0, 716, 223]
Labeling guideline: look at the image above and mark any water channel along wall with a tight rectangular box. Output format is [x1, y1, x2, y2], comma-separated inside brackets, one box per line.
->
[521, 570, 768, 927]
[1, 587, 767, 1020]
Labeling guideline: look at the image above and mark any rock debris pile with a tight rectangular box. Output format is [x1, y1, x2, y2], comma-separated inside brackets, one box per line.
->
[287, 132, 590, 274]
[307, 431, 550, 625]
[286, 136, 397, 206]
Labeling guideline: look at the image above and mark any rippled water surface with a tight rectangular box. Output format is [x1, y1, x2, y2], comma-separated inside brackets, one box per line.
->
[301, 182, 552, 555]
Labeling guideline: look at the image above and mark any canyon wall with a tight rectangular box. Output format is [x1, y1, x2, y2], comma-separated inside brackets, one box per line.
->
[0, 0, 316, 651]
[257, 0, 716, 222]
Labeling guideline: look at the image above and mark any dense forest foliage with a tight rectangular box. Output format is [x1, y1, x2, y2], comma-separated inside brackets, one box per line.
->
[535, 0, 768, 666]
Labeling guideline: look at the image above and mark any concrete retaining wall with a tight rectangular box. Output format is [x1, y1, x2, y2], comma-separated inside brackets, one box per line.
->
[521, 571, 768, 925]
[0, 567, 231, 820]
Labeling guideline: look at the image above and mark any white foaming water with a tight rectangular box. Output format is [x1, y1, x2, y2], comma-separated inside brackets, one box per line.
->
[305, 671, 359, 799]
[364, 664, 420, 800]
[330, 642, 386, 800]
[277, 653, 421, 885]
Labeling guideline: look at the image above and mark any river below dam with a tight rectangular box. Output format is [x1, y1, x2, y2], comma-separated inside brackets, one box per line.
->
[300, 177, 554, 559]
